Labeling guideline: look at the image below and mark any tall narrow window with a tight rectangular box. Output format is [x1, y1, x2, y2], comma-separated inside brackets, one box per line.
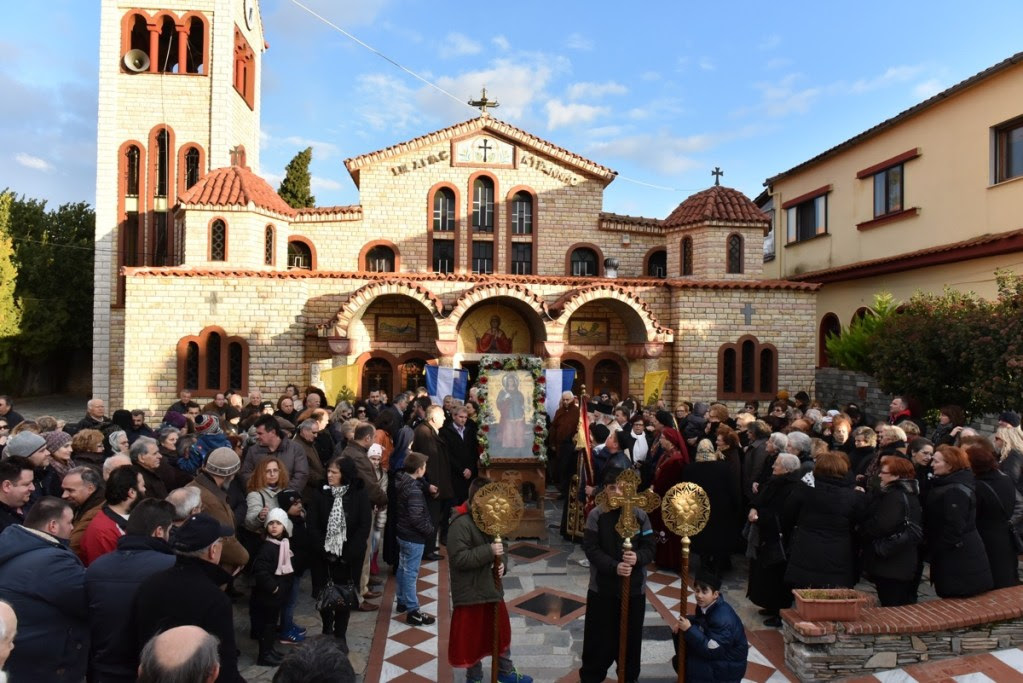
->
[647, 249, 666, 278]
[722, 349, 736, 393]
[718, 335, 777, 399]
[511, 243, 532, 275]
[184, 341, 200, 390]
[365, 245, 395, 272]
[726, 234, 743, 274]
[210, 219, 226, 261]
[472, 178, 494, 233]
[759, 348, 775, 394]
[155, 130, 169, 197]
[570, 247, 597, 276]
[125, 146, 141, 196]
[433, 188, 455, 232]
[184, 147, 201, 189]
[153, 213, 169, 266]
[228, 341, 244, 390]
[681, 237, 694, 276]
[472, 241, 493, 274]
[264, 226, 275, 265]
[177, 327, 249, 393]
[511, 191, 532, 234]
[127, 13, 149, 56]
[205, 331, 221, 388]
[185, 16, 205, 74]
[157, 16, 179, 73]
[433, 240, 454, 273]
[740, 339, 755, 393]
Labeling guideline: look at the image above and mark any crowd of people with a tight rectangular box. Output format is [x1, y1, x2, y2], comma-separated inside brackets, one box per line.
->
[0, 385, 1019, 682]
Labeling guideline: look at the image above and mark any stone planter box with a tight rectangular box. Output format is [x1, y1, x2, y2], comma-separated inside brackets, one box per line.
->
[792, 588, 866, 622]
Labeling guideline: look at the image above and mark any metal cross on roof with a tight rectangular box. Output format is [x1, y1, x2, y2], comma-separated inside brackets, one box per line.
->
[712, 167, 724, 186]
[468, 87, 500, 116]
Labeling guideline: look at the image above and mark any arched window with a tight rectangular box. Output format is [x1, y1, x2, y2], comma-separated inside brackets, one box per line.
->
[569, 247, 598, 277]
[365, 245, 395, 273]
[727, 234, 744, 274]
[818, 313, 841, 367]
[433, 188, 455, 232]
[233, 28, 255, 109]
[647, 249, 667, 278]
[185, 16, 205, 74]
[184, 147, 201, 189]
[154, 129, 169, 198]
[681, 236, 694, 276]
[287, 239, 313, 270]
[851, 307, 870, 326]
[125, 145, 141, 197]
[157, 15, 179, 73]
[511, 191, 532, 234]
[177, 327, 249, 393]
[126, 13, 149, 57]
[264, 225, 275, 266]
[361, 358, 393, 398]
[472, 177, 494, 233]
[209, 219, 227, 261]
[400, 359, 427, 393]
[718, 335, 777, 399]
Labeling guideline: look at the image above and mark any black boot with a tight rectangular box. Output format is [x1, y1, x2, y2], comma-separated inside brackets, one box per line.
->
[320, 609, 334, 635]
[257, 625, 283, 666]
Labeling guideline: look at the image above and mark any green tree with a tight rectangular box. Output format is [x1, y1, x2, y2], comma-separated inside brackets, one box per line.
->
[0, 192, 23, 363]
[278, 147, 316, 209]
[824, 291, 899, 373]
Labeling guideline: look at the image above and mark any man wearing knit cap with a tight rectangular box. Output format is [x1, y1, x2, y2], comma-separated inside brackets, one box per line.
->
[189, 447, 249, 573]
[998, 411, 1022, 430]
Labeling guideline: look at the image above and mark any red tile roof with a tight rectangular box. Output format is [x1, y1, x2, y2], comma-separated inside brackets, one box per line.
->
[344, 116, 617, 187]
[122, 268, 818, 291]
[790, 227, 1023, 284]
[663, 185, 770, 229]
[178, 166, 296, 217]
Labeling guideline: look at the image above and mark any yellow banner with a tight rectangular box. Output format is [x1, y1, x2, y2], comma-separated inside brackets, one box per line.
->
[644, 370, 669, 406]
[320, 364, 360, 404]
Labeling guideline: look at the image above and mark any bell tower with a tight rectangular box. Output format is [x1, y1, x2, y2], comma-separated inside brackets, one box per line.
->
[92, 0, 265, 405]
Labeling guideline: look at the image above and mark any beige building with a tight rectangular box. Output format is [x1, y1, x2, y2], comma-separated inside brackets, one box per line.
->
[93, 0, 819, 413]
[762, 51, 1023, 367]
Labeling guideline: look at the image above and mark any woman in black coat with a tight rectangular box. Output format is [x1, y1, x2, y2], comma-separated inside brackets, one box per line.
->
[784, 452, 867, 589]
[924, 445, 993, 598]
[860, 456, 923, 606]
[682, 439, 739, 576]
[746, 453, 803, 626]
[306, 456, 371, 651]
[967, 445, 1020, 589]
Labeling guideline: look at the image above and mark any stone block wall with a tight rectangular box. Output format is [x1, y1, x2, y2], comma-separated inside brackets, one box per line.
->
[783, 586, 1023, 681]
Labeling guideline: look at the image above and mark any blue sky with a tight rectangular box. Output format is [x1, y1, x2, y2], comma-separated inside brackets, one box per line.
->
[3, 1, 1023, 220]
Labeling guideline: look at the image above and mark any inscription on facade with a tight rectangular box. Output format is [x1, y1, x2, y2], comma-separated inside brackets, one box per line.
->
[390, 149, 449, 176]
[519, 153, 579, 186]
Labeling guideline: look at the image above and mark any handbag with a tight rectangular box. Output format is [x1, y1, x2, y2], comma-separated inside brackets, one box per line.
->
[315, 578, 360, 612]
[873, 491, 923, 559]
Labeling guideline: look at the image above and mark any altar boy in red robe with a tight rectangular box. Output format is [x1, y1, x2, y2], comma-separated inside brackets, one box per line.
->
[447, 478, 533, 683]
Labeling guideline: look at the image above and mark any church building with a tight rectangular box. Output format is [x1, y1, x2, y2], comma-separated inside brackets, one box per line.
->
[92, 0, 818, 412]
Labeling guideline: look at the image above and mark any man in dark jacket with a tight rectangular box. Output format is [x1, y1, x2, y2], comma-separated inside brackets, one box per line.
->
[441, 406, 478, 505]
[672, 573, 748, 682]
[66, 398, 111, 436]
[85, 498, 176, 682]
[413, 405, 452, 558]
[131, 513, 244, 683]
[0, 456, 35, 532]
[579, 467, 657, 683]
[0, 496, 88, 683]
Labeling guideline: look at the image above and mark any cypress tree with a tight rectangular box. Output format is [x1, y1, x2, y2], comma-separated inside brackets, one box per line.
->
[278, 147, 316, 209]
[0, 192, 23, 353]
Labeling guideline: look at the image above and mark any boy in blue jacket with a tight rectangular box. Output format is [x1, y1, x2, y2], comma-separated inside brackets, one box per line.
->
[671, 573, 748, 682]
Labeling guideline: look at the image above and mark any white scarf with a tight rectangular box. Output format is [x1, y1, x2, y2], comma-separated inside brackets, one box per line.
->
[632, 433, 649, 463]
[324, 484, 349, 557]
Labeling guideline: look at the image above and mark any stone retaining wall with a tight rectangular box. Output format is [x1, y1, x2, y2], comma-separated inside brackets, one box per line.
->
[782, 586, 1023, 681]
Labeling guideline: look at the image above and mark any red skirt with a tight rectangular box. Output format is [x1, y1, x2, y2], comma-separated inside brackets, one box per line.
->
[448, 601, 511, 667]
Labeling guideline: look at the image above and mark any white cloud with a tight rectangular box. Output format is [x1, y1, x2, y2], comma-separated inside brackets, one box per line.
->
[439, 32, 482, 58]
[263, 171, 283, 188]
[356, 73, 422, 131]
[586, 125, 625, 138]
[565, 33, 592, 51]
[744, 73, 821, 117]
[588, 132, 711, 175]
[545, 100, 608, 129]
[311, 176, 343, 191]
[846, 65, 924, 94]
[698, 57, 715, 71]
[14, 153, 53, 172]
[566, 81, 628, 100]
[758, 34, 782, 50]
[491, 35, 510, 51]
[282, 136, 341, 160]
[913, 78, 944, 99]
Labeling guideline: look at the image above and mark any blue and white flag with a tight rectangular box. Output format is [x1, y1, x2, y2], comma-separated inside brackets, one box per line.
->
[425, 365, 469, 405]
[543, 368, 576, 417]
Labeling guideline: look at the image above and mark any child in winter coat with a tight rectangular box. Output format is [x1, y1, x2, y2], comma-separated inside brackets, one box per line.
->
[394, 451, 436, 626]
[250, 508, 295, 666]
[671, 573, 749, 682]
[276, 489, 309, 643]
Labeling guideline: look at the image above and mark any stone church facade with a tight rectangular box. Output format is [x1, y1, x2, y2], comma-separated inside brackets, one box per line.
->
[93, 0, 818, 413]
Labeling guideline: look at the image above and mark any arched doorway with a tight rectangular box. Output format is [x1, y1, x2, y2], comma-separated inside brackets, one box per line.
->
[818, 313, 841, 367]
[361, 357, 393, 398]
[593, 357, 624, 398]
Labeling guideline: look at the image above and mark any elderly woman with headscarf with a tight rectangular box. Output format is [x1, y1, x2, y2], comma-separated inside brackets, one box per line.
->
[747, 453, 802, 626]
[307, 456, 371, 649]
[108, 430, 129, 459]
[682, 439, 740, 576]
[647, 427, 689, 571]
